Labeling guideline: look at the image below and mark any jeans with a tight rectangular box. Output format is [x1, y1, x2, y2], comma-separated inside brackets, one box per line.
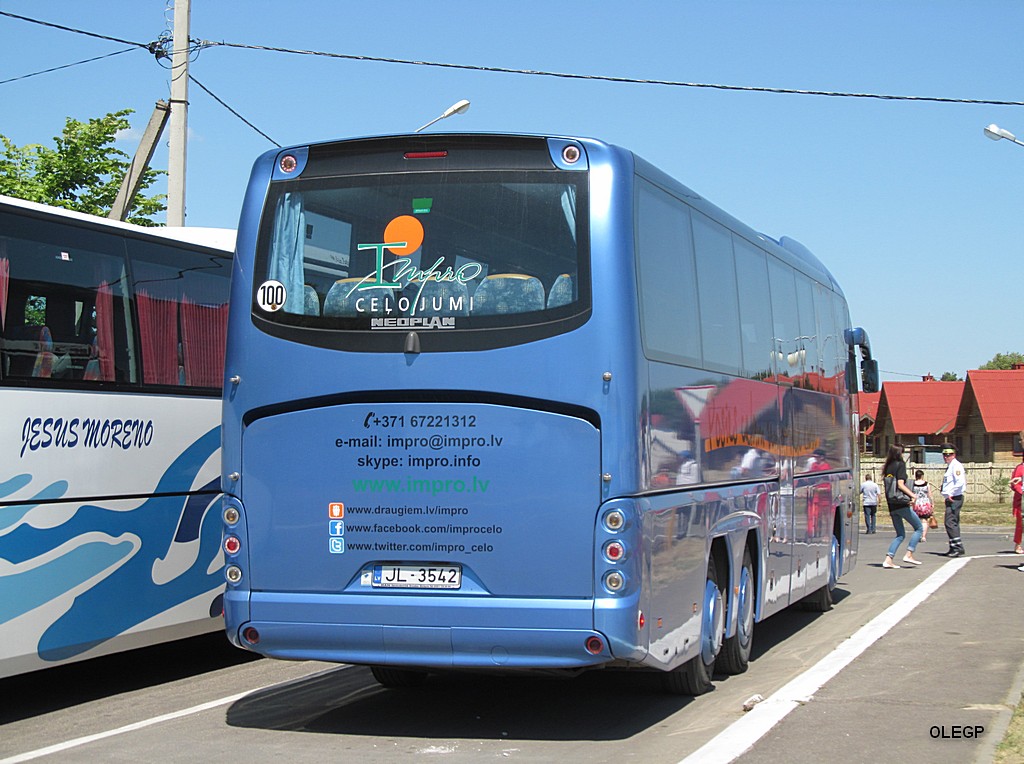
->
[863, 505, 877, 534]
[887, 506, 923, 558]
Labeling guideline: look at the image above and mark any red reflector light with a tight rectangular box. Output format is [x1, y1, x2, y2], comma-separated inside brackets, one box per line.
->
[404, 151, 448, 159]
[224, 535, 241, 555]
[242, 627, 260, 645]
[585, 636, 604, 655]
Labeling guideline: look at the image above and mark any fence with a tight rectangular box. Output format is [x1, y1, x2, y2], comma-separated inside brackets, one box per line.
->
[860, 459, 1017, 504]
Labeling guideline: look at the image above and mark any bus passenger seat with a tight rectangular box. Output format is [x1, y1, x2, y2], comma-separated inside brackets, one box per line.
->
[303, 285, 321, 316]
[402, 279, 470, 317]
[31, 326, 56, 378]
[472, 274, 545, 315]
[546, 274, 574, 308]
[323, 278, 394, 317]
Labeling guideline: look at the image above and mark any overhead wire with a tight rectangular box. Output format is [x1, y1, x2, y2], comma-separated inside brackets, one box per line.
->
[205, 39, 1024, 108]
[0, 47, 137, 86]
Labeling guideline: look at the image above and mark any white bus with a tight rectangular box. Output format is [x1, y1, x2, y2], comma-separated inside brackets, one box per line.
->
[0, 195, 233, 677]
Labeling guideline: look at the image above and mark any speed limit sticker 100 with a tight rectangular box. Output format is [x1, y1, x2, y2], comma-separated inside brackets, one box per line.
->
[257, 280, 287, 312]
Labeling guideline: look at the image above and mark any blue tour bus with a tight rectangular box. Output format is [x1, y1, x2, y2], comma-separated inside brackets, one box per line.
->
[221, 134, 878, 694]
[0, 195, 233, 677]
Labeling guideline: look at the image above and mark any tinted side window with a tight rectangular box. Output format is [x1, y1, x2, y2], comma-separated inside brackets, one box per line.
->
[636, 180, 701, 366]
[733, 236, 773, 379]
[767, 256, 800, 382]
[0, 212, 134, 385]
[692, 212, 741, 375]
[126, 238, 231, 389]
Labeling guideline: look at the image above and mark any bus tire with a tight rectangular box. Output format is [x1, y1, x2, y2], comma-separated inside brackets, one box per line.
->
[663, 557, 724, 695]
[801, 531, 839, 613]
[370, 665, 428, 689]
[718, 547, 754, 675]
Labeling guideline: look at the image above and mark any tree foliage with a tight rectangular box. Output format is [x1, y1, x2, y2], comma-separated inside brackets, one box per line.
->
[979, 352, 1024, 370]
[0, 109, 164, 226]
[940, 371, 961, 381]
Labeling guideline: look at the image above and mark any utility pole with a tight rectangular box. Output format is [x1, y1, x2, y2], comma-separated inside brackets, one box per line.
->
[166, 0, 190, 226]
[108, 100, 170, 221]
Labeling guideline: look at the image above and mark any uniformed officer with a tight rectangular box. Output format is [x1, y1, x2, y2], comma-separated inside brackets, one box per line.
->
[940, 443, 966, 557]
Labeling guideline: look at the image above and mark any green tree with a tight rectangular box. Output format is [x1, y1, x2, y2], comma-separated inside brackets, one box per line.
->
[980, 352, 1024, 370]
[940, 371, 962, 381]
[0, 109, 164, 226]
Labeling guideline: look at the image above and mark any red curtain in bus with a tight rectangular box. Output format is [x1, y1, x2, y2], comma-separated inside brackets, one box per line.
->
[136, 289, 179, 385]
[0, 254, 9, 330]
[180, 298, 227, 387]
[94, 281, 116, 381]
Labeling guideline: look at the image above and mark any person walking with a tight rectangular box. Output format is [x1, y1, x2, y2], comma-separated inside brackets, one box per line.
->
[860, 473, 880, 534]
[1011, 445, 1024, 556]
[940, 443, 967, 557]
[881, 444, 923, 568]
[911, 469, 934, 542]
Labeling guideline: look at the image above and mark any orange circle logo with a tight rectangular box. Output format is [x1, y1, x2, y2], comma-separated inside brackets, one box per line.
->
[384, 215, 424, 256]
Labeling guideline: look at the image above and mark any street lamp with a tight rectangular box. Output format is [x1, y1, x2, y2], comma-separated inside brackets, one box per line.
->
[984, 123, 1024, 149]
[415, 99, 471, 133]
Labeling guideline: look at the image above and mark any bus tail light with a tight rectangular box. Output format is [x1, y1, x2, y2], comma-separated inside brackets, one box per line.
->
[585, 636, 604, 655]
[224, 535, 241, 556]
[603, 509, 625, 531]
[242, 627, 260, 645]
[225, 565, 243, 584]
[603, 541, 625, 562]
[603, 571, 625, 592]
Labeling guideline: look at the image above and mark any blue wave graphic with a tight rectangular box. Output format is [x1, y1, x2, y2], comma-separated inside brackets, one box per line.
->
[0, 427, 224, 662]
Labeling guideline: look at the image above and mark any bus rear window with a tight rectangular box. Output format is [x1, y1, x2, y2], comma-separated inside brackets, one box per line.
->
[252, 171, 589, 351]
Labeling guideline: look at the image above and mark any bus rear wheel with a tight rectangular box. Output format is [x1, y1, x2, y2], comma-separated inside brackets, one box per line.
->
[718, 547, 754, 675]
[663, 557, 724, 695]
[370, 665, 428, 689]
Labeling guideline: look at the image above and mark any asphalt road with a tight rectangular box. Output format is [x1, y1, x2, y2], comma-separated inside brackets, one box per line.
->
[2, 527, 1022, 764]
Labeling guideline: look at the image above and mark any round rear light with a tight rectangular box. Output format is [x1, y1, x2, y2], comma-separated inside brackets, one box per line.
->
[242, 627, 260, 645]
[585, 636, 604, 655]
[225, 565, 243, 584]
[603, 509, 625, 531]
[224, 535, 241, 556]
[279, 154, 298, 173]
[223, 506, 240, 525]
[604, 571, 625, 592]
[604, 540, 625, 562]
[562, 145, 581, 164]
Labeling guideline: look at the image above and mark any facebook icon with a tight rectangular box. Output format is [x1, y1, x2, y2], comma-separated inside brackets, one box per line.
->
[329, 520, 345, 536]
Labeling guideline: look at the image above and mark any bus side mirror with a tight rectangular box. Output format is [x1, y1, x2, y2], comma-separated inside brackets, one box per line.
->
[861, 359, 879, 393]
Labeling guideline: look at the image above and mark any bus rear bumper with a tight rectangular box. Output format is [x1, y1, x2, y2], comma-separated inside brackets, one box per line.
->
[226, 591, 643, 669]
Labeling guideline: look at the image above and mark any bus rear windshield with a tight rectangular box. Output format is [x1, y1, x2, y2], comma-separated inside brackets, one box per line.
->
[252, 171, 589, 351]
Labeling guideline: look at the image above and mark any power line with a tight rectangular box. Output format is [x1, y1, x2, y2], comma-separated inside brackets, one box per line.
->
[206, 39, 1024, 108]
[0, 47, 138, 86]
[4, 9, 1022, 108]
[188, 75, 280, 146]
[0, 10, 148, 49]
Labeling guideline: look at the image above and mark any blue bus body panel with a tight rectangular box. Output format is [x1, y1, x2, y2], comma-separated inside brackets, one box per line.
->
[241, 402, 600, 597]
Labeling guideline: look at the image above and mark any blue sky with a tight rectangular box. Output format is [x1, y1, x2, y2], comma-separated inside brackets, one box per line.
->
[2, 1, 1022, 381]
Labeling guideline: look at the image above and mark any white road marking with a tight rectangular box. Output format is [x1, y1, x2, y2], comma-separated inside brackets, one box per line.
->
[0, 665, 344, 763]
[679, 555, 975, 764]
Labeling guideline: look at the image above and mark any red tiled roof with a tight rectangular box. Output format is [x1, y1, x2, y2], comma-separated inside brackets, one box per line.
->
[880, 380, 963, 435]
[856, 392, 880, 421]
[964, 369, 1024, 432]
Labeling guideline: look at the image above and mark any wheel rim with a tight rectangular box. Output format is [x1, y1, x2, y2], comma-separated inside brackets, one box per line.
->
[827, 535, 839, 590]
[737, 565, 754, 645]
[701, 578, 725, 665]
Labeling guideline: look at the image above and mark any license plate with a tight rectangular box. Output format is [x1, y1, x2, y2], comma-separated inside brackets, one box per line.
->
[371, 564, 462, 589]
